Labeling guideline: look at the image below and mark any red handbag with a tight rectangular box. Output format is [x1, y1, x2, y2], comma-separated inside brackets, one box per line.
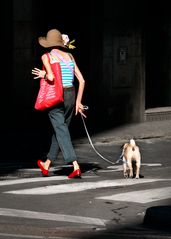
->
[34, 53, 64, 111]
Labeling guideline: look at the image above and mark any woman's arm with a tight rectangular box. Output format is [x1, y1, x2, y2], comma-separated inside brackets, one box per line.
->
[41, 54, 54, 81]
[31, 54, 54, 81]
[73, 58, 86, 117]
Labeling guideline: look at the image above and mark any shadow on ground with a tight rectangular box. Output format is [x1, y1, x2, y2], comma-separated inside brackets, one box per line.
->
[53, 162, 102, 177]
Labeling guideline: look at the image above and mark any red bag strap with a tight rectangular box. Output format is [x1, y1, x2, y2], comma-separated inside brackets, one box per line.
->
[42, 53, 50, 70]
[46, 52, 50, 62]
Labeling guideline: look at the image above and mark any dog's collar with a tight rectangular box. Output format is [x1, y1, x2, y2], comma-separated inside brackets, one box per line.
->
[122, 158, 127, 164]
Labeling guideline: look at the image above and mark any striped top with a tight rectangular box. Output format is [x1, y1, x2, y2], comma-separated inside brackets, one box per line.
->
[60, 61, 75, 87]
[49, 52, 75, 87]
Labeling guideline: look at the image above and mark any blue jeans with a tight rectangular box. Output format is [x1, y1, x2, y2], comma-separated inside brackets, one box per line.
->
[47, 87, 77, 164]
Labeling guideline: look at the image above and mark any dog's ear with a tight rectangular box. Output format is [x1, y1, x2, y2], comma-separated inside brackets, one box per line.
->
[120, 143, 125, 148]
[122, 143, 129, 150]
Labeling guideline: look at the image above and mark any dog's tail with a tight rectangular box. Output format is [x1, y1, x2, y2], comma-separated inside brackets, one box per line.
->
[130, 139, 136, 151]
[130, 139, 135, 145]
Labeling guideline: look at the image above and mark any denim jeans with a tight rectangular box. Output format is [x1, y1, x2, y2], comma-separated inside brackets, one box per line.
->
[47, 87, 77, 164]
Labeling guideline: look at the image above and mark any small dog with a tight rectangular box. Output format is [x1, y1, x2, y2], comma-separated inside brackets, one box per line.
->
[121, 139, 141, 179]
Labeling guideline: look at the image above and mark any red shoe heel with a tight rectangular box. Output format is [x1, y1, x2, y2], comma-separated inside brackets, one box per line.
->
[68, 169, 81, 179]
[37, 160, 49, 176]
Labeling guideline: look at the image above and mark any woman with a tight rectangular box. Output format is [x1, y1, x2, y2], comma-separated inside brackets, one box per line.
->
[32, 29, 86, 178]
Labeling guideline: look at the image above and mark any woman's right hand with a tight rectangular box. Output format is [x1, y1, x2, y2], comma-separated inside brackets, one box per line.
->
[75, 102, 87, 118]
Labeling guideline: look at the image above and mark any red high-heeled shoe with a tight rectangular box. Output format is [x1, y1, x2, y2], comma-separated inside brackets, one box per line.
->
[68, 168, 81, 179]
[37, 160, 49, 176]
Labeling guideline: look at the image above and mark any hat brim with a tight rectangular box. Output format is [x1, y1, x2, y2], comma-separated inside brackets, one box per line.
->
[38, 37, 66, 48]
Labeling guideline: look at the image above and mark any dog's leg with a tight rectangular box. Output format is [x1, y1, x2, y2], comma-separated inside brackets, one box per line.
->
[123, 157, 128, 178]
[127, 159, 133, 178]
[135, 159, 141, 179]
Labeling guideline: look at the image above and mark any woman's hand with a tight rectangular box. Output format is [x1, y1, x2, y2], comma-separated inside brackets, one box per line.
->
[32, 68, 46, 79]
[32, 67, 54, 81]
[75, 102, 87, 118]
[46, 72, 54, 81]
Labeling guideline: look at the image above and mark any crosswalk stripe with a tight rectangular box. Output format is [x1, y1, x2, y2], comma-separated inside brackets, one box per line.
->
[4, 178, 170, 195]
[106, 163, 162, 172]
[96, 186, 171, 203]
[0, 232, 43, 238]
[0, 208, 108, 226]
[0, 175, 97, 186]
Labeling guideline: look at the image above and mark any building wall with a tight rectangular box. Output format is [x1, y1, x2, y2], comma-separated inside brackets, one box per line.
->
[90, 0, 145, 127]
[102, 27, 145, 125]
[2, 0, 36, 132]
[1, 1, 13, 127]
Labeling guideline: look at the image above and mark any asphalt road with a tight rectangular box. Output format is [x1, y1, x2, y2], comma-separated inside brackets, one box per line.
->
[0, 137, 171, 239]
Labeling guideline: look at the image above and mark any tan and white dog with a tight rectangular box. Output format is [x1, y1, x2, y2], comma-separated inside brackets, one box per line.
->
[121, 139, 141, 179]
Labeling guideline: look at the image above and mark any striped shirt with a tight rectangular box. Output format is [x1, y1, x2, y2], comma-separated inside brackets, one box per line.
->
[60, 61, 75, 87]
[49, 52, 75, 87]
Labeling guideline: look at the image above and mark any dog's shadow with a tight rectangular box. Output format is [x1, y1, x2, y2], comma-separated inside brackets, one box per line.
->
[52, 162, 102, 177]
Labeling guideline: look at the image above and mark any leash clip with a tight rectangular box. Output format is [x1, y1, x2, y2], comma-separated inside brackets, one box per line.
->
[83, 105, 89, 110]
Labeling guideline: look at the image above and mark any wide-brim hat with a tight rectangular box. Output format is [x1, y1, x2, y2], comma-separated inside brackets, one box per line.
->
[38, 29, 66, 48]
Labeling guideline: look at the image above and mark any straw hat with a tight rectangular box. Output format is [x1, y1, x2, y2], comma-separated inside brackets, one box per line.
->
[38, 29, 66, 48]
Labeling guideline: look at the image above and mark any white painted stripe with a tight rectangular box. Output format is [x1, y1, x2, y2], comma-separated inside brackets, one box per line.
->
[107, 165, 124, 170]
[0, 175, 97, 186]
[141, 163, 162, 166]
[107, 163, 162, 170]
[4, 179, 170, 195]
[96, 187, 171, 203]
[0, 232, 43, 238]
[99, 168, 122, 172]
[0, 208, 108, 226]
[0, 232, 70, 238]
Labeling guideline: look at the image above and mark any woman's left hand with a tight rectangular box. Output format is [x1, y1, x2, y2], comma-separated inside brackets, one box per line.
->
[32, 68, 46, 79]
